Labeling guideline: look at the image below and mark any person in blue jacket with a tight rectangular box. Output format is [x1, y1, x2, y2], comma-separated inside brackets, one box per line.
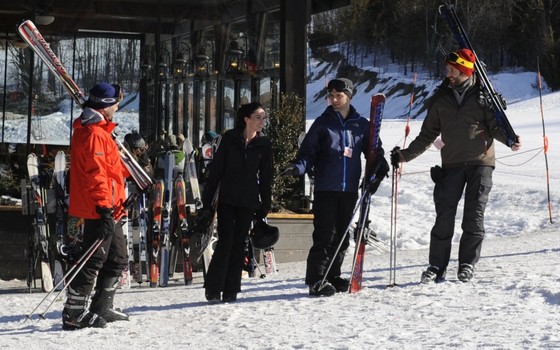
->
[285, 78, 388, 296]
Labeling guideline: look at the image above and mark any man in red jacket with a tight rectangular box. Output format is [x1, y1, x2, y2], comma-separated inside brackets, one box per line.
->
[63, 83, 131, 330]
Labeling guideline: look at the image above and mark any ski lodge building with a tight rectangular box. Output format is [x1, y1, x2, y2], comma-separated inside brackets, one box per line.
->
[0, 0, 349, 280]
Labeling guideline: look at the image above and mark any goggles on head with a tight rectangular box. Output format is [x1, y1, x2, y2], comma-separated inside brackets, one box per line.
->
[446, 52, 474, 69]
[327, 79, 352, 94]
[88, 84, 123, 104]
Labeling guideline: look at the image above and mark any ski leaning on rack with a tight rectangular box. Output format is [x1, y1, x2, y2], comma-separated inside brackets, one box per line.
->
[183, 138, 203, 211]
[438, 4, 518, 147]
[158, 152, 175, 287]
[136, 193, 149, 284]
[150, 180, 164, 287]
[175, 174, 193, 285]
[52, 151, 67, 291]
[119, 183, 132, 289]
[17, 20, 153, 191]
[349, 93, 385, 293]
[27, 153, 54, 292]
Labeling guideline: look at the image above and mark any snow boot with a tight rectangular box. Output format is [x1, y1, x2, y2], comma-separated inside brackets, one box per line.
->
[221, 292, 237, 303]
[328, 276, 350, 293]
[90, 276, 129, 322]
[205, 290, 221, 304]
[421, 265, 446, 284]
[457, 263, 474, 282]
[62, 286, 107, 330]
[309, 280, 336, 297]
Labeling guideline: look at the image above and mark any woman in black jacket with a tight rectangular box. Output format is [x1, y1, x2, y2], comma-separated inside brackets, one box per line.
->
[202, 102, 273, 303]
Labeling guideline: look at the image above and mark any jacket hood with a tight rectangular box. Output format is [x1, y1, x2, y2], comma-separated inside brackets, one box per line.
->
[73, 107, 117, 133]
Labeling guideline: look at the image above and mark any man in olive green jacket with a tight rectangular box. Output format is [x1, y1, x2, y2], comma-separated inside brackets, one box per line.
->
[391, 48, 521, 284]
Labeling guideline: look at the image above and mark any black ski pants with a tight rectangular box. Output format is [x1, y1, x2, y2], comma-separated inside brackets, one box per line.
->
[69, 219, 128, 296]
[429, 165, 493, 271]
[204, 202, 253, 294]
[305, 191, 358, 285]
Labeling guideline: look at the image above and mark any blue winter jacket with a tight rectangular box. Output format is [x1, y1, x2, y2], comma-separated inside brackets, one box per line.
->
[294, 105, 380, 193]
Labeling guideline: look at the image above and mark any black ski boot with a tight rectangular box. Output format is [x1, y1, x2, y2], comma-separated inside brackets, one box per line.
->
[62, 286, 107, 330]
[328, 276, 350, 293]
[90, 277, 129, 322]
[420, 265, 446, 284]
[309, 280, 336, 297]
[457, 263, 474, 282]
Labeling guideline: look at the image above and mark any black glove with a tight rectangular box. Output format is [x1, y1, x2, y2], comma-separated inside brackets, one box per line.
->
[368, 156, 390, 194]
[196, 208, 214, 228]
[254, 208, 269, 220]
[390, 147, 402, 168]
[96, 206, 115, 240]
[280, 165, 299, 177]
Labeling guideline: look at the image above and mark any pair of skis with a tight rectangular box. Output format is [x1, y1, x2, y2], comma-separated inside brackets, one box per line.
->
[26, 151, 68, 292]
[150, 151, 194, 287]
[26, 153, 53, 292]
[348, 94, 385, 293]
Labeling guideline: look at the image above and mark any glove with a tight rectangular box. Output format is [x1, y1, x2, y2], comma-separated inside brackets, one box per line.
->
[96, 206, 115, 240]
[280, 165, 299, 177]
[254, 208, 269, 220]
[368, 156, 390, 194]
[390, 147, 402, 168]
[196, 208, 214, 228]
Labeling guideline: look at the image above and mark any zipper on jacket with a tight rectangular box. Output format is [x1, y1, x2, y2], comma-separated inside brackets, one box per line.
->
[337, 112, 347, 191]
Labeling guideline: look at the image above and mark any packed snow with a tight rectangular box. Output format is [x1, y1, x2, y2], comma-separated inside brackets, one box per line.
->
[1, 71, 560, 349]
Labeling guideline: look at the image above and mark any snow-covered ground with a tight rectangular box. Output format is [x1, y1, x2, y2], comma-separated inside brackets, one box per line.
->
[1, 71, 560, 349]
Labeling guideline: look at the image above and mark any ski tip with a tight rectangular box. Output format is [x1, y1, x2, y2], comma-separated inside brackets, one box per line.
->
[18, 19, 35, 29]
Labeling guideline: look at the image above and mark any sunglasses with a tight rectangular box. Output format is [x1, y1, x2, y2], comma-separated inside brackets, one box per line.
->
[327, 79, 352, 94]
[446, 52, 474, 69]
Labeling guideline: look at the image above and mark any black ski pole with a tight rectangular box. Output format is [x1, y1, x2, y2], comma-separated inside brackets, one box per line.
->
[388, 165, 399, 287]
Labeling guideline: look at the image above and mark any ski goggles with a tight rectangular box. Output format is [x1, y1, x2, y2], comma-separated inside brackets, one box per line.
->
[327, 79, 353, 96]
[446, 52, 474, 69]
[88, 84, 123, 104]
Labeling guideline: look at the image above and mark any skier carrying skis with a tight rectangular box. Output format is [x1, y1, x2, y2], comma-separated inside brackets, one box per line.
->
[391, 49, 522, 284]
[283, 78, 388, 296]
[62, 82, 130, 330]
[201, 102, 273, 303]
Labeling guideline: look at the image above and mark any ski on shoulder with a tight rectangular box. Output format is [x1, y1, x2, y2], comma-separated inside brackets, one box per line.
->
[438, 4, 518, 147]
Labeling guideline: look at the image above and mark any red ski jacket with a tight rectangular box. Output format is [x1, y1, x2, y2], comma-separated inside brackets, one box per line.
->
[68, 108, 129, 220]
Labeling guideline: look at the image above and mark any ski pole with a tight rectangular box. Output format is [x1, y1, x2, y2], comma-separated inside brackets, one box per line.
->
[36, 238, 104, 320]
[24, 238, 103, 321]
[388, 165, 399, 287]
[537, 57, 553, 224]
[400, 72, 416, 177]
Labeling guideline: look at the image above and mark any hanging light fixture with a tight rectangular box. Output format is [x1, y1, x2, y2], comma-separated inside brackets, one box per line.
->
[35, 15, 55, 26]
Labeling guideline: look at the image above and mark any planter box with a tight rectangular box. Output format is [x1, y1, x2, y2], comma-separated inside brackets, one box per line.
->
[0, 206, 30, 281]
[267, 213, 313, 263]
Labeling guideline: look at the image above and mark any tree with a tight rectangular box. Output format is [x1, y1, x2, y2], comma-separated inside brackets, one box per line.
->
[266, 92, 305, 212]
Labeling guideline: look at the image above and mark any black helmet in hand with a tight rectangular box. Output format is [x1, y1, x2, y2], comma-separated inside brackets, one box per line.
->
[250, 219, 280, 249]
